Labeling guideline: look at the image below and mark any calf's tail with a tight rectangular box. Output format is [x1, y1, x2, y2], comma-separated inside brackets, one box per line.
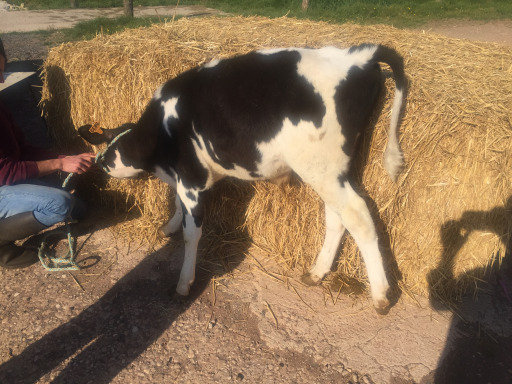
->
[372, 45, 406, 182]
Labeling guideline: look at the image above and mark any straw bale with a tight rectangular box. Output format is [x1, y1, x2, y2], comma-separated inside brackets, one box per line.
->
[40, 16, 512, 303]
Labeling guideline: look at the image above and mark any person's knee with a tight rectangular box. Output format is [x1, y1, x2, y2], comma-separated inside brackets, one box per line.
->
[51, 190, 76, 220]
[35, 190, 76, 226]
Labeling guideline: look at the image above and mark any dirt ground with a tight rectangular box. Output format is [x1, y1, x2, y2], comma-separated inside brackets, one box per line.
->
[0, 15, 512, 384]
[418, 19, 512, 47]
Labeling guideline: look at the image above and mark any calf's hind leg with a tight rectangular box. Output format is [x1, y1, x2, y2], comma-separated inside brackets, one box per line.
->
[305, 178, 390, 313]
[302, 204, 346, 285]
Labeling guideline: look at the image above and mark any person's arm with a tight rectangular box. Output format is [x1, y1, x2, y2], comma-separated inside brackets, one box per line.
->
[0, 156, 39, 185]
[36, 153, 96, 177]
[0, 153, 95, 185]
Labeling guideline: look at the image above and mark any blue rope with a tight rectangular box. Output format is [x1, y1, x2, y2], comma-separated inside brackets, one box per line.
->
[38, 128, 132, 272]
[37, 221, 79, 271]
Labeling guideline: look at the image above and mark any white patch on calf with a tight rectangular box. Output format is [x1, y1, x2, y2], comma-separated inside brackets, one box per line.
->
[306, 204, 346, 283]
[106, 149, 144, 178]
[254, 134, 289, 180]
[176, 214, 201, 296]
[337, 181, 389, 308]
[295, 48, 354, 113]
[384, 87, 405, 181]
[203, 58, 221, 68]
[161, 97, 179, 136]
[176, 181, 201, 215]
[153, 85, 164, 100]
[158, 194, 183, 237]
[174, 181, 203, 296]
[154, 165, 182, 237]
[154, 165, 177, 189]
[167, 194, 183, 235]
[270, 117, 350, 188]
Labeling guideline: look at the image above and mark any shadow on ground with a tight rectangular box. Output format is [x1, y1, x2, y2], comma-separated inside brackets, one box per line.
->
[0, 178, 254, 383]
[426, 198, 512, 384]
[0, 57, 255, 382]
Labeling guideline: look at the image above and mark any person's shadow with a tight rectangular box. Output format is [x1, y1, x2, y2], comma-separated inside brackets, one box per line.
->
[0, 178, 254, 384]
[426, 197, 512, 384]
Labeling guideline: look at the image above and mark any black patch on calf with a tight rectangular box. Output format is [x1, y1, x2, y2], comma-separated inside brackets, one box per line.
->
[335, 62, 382, 158]
[348, 43, 374, 54]
[189, 125, 203, 150]
[173, 133, 209, 191]
[191, 204, 204, 227]
[205, 141, 234, 170]
[99, 101, 163, 172]
[180, 200, 188, 228]
[338, 173, 349, 187]
[166, 50, 326, 174]
[186, 191, 197, 202]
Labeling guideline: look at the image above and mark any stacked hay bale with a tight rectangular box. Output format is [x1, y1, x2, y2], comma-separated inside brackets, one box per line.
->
[40, 16, 512, 303]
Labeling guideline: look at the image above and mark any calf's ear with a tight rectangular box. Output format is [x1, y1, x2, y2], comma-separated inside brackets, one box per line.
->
[78, 124, 123, 145]
[78, 124, 109, 145]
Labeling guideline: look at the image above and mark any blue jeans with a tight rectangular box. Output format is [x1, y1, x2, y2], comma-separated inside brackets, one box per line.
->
[0, 181, 76, 227]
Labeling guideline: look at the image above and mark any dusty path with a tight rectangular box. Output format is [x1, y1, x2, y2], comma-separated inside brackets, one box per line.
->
[0, 2, 224, 33]
[418, 19, 512, 47]
[1, 2, 512, 48]
[0, 9, 511, 384]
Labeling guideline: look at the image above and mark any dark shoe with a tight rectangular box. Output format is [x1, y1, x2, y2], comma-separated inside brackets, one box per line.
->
[0, 243, 39, 269]
[0, 212, 47, 269]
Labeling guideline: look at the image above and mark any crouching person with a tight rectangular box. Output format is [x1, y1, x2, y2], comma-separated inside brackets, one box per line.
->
[0, 40, 95, 269]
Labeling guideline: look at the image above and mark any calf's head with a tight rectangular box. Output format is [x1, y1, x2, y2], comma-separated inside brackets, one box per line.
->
[78, 123, 147, 178]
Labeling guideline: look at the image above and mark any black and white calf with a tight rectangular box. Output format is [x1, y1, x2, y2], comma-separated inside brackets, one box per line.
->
[79, 44, 406, 313]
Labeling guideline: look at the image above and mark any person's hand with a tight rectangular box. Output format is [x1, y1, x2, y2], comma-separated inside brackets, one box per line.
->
[60, 153, 95, 174]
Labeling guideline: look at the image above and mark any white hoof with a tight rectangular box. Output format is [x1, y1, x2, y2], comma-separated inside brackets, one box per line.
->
[175, 283, 191, 296]
[371, 285, 391, 315]
[301, 272, 323, 286]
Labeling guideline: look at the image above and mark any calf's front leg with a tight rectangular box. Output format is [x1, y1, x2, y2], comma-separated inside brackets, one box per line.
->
[175, 191, 205, 297]
[159, 193, 183, 237]
[175, 213, 202, 296]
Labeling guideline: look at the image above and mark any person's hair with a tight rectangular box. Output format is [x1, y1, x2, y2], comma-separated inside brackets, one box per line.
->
[0, 38, 6, 63]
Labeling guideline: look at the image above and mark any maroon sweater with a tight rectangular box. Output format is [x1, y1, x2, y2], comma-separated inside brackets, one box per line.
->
[0, 102, 57, 186]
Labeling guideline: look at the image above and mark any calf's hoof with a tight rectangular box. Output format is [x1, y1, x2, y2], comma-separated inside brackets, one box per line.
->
[157, 227, 170, 238]
[158, 222, 183, 238]
[175, 284, 190, 296]
[171, 282, 191, 303]
[301, 272, 322, 286]
[373, 296, 391, 315]
[171, 291, 190, 304]
[158, 226, 180, 238]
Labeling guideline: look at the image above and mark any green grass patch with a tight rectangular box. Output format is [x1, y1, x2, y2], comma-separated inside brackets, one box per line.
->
[61, 16, 161, 41]
[7, 0, 180, 9]
[5, 0, 512, 28]
[22, 16, 165, 47]
[184, 0, 512, 27]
